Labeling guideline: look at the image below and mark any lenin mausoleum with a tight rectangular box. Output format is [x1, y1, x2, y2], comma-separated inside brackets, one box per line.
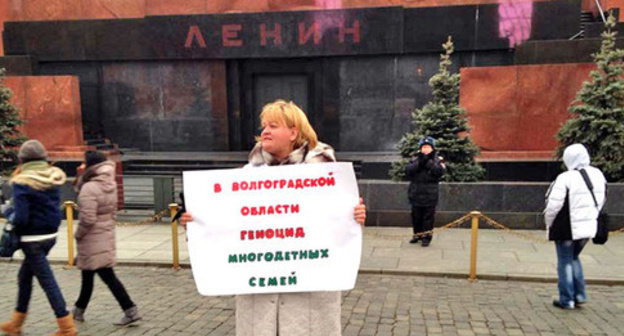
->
[0, 0, 622, 185]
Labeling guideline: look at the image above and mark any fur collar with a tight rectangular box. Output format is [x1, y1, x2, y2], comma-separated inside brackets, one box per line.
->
[248, 141, 336, 166]
[75, 161, 116, 192]
[10, 161, 67, 190]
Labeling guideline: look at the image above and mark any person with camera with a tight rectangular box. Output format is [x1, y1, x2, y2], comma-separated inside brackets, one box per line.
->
[405, 136, 445, 247]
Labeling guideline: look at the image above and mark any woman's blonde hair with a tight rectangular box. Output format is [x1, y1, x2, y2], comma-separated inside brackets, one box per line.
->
[258, 100, 318, 149]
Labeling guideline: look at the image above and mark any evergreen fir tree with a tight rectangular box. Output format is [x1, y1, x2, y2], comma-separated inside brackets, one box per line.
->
[390, 37, 484, 182]
[0, 68, 25, 172]
[556, 13, 624, 182]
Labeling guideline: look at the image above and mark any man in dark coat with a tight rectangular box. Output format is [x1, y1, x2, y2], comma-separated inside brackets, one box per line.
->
[405, 136, 446, 246]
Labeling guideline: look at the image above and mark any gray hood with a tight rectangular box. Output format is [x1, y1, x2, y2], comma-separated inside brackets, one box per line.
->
[563, 143, 590, 171]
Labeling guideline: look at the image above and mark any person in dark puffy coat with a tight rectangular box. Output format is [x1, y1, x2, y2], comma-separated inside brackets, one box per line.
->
[405, 136, 445, 246]
[0, 139, 77, 336]
[72, 151, 141, 326]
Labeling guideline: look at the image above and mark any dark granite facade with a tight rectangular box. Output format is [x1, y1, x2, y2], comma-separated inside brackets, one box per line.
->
[0, 56, 36, 75]
[39, 60, 227, 151]
[515, 38, 624, 64]
[4, 7, 404, 61]
[36, 50, 512, 152]
[101, 61, 227, 151]
[4, 2, 579, 61]
[336, 51, 513, 151]
[393, 1, 579, 53]
[360, 180, 624, 229]
[2, 1, 585, 153]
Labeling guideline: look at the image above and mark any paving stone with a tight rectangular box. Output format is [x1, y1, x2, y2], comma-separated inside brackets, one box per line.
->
[0, 265, 621, 335]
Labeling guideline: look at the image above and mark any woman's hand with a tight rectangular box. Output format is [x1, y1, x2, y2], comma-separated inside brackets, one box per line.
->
[179, 212, 193, 230]
[353, 197, 366, 226]
[76, 163, 86, 176]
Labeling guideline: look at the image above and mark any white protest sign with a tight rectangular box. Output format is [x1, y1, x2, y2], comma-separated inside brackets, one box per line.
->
[183, 162, 362, 296]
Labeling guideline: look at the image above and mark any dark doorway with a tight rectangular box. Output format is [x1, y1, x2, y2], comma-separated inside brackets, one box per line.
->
[235, 59, 321, 150]
[253, 73, 310, 127]
[253, 74, 309, 113]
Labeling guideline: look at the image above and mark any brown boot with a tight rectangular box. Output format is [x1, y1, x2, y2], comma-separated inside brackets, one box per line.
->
[0, 311, 27, 336]
[48, 314, 77, 336]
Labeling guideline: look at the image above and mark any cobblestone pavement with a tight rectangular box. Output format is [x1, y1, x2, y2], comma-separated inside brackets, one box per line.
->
[0, 264, 622, 336]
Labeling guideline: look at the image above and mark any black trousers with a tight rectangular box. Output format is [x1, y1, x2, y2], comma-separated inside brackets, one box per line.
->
[411, 205, 436, 241]
[75, 267, 134, 311]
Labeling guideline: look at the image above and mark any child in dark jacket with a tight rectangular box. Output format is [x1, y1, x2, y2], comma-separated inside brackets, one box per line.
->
[405, 136, 446, 246]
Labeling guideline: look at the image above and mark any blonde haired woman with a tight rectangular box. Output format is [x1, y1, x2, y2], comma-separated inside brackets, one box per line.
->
[181, 100, 366, 335]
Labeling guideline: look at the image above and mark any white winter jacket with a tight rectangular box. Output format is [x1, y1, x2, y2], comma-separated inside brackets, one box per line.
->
[544, 144, 606, 240]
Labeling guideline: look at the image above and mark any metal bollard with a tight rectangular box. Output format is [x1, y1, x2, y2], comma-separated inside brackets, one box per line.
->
[64, 201, 76, 268]
[169, 203, 181, 270]
[468, 211, 481, 282]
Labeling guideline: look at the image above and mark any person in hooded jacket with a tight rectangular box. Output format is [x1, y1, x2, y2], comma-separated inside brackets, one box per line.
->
[71, 151, 141, 325]
[544, 143, 606, 309]
[0, 139, 78, 336]
[405, 136, 446, 246]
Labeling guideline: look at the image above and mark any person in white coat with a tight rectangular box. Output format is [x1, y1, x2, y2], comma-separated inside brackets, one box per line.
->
[544, 143, 606, 309]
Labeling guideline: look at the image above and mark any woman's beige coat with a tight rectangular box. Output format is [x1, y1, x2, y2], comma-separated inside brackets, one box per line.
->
[75, 161, 118, 270]
[236, 141, 342, 336]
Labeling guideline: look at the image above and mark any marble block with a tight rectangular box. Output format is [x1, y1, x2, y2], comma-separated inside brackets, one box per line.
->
[22, 0, 81, 21]
[145, 0, 206, 16]
[80, 0, 145, 19]
[5, 75, 84, 150]
[460, 63, 595, 153]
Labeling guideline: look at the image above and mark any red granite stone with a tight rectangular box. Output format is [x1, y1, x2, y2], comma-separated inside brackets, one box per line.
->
[605, 0, 624, 10]
[6, 0, 22, 21]
[460, 63, 595, 158]
[211, 61, 229, 147]
[460, 65, 518, 152]
[80, 0, 145, 19]
[8, 76, 84, 151]
[22, 0, 81, 21]
[9, 0, 563, 20]
[267, 0, 319, 10]
[146, 0, 206, 15]
[0, 0, 8, 55]
[207, 0, 270, 13]
[4, 76, 26, 111]
[343, 0, 544, 8]
[515, 64, 593, 151]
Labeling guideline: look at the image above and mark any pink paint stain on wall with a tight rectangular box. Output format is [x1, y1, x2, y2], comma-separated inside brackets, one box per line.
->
[316, 0, 343, 9]
[498, 1, 533, 48]
[313, 0, 345, 37]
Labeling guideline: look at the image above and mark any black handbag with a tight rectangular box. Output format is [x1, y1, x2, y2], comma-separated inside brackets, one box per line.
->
[0, 222, 20, 258]
[578, 169, 608, 245]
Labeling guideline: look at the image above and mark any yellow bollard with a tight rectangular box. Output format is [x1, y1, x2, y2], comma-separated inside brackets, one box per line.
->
[64, 201, 76, 268]
[469, 211, 481, 282]
[169, 203, 181, 270]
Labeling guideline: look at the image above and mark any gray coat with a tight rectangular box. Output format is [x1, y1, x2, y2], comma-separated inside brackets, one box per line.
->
[75, 161, 117, 270]
[235, 141, 342, 336]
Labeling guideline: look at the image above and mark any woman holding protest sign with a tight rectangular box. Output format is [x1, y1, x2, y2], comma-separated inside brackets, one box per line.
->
[180, 99, 366, 336]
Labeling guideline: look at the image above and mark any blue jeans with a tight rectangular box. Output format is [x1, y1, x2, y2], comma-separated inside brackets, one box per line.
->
[17, 238, 69, 318]
[555, 239, 588, 308]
